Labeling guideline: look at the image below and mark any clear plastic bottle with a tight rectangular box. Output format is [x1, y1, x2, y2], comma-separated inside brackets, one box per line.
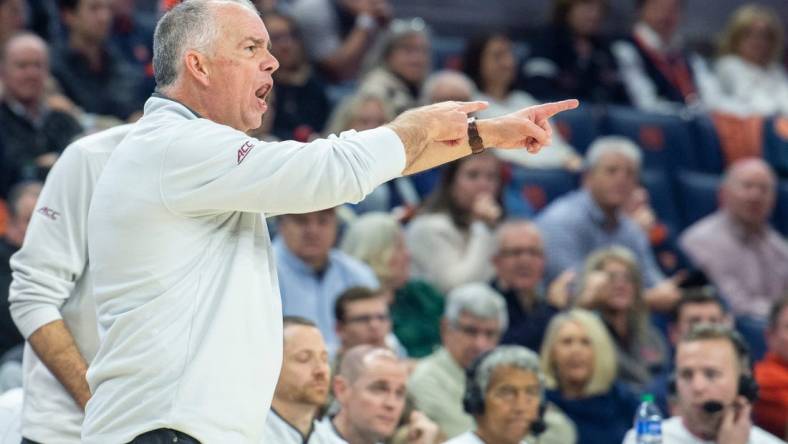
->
[634, 393, 663, 444]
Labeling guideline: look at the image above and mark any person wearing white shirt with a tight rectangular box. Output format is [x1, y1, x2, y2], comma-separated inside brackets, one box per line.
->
[317, 345, 441, 444]
[611, 0, 721, 115]
[713, 4, 788, 118]
[622, 324, 785, 444]
[262, 316, 333, 444]
[445, 346, 551, 444]
[0, 387, 21, 444]
[8, 124, 132, 444]
[81, 0, 577, 441]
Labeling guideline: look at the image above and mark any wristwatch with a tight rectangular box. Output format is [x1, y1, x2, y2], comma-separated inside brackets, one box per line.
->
[467, 117, 485, 154]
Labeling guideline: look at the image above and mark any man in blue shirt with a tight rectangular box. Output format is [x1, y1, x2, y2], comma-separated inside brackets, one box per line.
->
[274, 207, 378, 354]
[536, 136, 681, 311]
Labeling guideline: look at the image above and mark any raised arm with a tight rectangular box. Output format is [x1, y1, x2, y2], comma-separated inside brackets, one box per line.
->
[387, 99, 579, 176]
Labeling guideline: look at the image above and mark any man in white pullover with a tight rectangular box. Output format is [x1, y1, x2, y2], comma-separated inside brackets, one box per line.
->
[8, 124, 131, 444]
[82, 0, 578, 442]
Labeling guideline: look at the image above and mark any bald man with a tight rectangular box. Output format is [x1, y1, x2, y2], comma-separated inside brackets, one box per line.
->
[0, 33, 82, 194]
[680, 158, 788, 322]
[317, 345, 441, 444]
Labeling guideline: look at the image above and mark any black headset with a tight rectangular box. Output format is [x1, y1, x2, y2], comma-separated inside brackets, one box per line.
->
[462, 351, 547, 436]
[668, 327, 759, 403]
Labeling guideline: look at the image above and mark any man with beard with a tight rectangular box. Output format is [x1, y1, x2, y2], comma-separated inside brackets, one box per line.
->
[263, 316, 332, 443]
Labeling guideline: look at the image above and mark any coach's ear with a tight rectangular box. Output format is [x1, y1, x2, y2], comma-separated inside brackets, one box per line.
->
[183, 49, 211, 87]
[333, 375, 350, 404]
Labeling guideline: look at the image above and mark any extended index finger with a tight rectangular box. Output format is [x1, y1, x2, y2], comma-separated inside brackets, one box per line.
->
[454, 100, 489, 114]
[534, 99, 579, 119]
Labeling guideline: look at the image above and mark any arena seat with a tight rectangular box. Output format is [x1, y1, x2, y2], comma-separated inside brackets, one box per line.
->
[676, 170, 721, 228]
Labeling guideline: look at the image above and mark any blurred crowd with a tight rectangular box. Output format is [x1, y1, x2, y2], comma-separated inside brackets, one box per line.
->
[1, 0, 788, 443]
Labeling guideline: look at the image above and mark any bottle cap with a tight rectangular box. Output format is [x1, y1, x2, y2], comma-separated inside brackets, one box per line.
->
[641, 393, 654, 402]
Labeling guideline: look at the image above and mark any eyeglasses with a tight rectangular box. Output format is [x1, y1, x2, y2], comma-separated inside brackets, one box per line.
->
[345, 313, 390, 325]
[498, 247, 543, 259]
[491, 385, 541, 402]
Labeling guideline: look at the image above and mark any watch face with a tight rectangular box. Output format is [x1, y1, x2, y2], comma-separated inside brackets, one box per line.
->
[468, 120, 484, 153]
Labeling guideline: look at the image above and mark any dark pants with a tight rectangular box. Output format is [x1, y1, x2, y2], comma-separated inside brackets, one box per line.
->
[128, 429, 200, 444]
[23, 428, 199, 444]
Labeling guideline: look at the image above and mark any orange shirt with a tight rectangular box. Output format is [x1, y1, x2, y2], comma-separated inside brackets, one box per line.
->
[753, 352, 788, 440]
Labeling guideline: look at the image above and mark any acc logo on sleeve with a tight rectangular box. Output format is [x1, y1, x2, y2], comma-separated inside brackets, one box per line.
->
[37, 206, 60, 221]
[237, 140, 255, 165]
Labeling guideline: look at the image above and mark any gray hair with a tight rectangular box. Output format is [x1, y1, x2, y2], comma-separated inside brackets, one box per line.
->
[493, 219, 541, 254]
[420, 69, 477, 104]
[152, 0, 257, 89]
[584, 136, 642, 172]
[361, 17, 431, 77]
[445, 282, 508, 331]
[475, 345, 543, 395]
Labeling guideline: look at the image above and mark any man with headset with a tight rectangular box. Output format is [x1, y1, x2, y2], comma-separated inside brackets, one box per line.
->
[447, 345, 568, 444]
[623, 324, 784, 444]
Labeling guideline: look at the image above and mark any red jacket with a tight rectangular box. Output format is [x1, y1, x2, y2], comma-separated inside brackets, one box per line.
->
[753, 352, 788, 440]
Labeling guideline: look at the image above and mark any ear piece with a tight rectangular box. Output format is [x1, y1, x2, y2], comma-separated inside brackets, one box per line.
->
[463, 351, 549, 437]
[462, 353, 488, 416]
[529, 401, 547, 436]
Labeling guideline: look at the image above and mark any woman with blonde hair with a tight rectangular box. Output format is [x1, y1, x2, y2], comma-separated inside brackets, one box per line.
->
[540, 309, 639, 444]
[575, 246, 667, 390]
[715, 4, 788, 117]
[340, 212, 443, 357]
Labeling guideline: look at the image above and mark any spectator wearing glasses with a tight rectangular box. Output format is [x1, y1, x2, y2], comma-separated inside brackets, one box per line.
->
[341, 212, 443, 358]
[407, 283, 576, 442]
[491, 220, 570, 352]
[407, 283, 507, 438]
[446, 346, 559, 444]
[333, 287, 406, 371]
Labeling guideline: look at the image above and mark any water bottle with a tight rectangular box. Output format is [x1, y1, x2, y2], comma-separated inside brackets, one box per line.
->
[634, 393, 662, 444]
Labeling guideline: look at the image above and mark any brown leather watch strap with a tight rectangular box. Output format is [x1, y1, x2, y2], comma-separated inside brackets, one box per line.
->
[467, 117, 485, 154]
